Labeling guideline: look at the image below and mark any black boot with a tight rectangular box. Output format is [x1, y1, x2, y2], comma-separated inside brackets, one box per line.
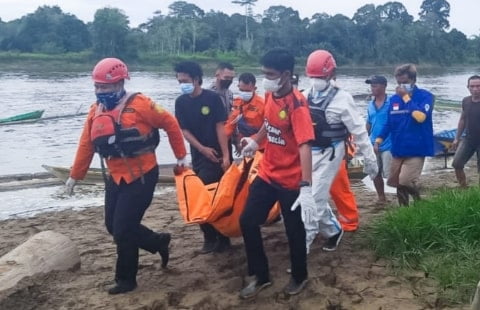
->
[405, 185, 421, 202]
[157, 233, 171, 268]
[108, 280, 137, 295]
[214, 236, 231, 253]
[397, 185, 410, 206]
[199, 239, 217, 254]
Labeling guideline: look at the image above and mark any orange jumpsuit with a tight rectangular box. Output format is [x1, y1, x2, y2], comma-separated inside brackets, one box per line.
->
[225, 93, 265, 149]
[330, 159, 359, 231]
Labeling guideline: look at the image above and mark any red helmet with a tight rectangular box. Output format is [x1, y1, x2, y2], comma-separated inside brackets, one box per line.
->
[92, 58, 129, 83]
[305, 50, 336, 78]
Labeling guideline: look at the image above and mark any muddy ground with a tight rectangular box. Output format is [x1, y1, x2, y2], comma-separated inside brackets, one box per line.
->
[0, 158, 475, 310]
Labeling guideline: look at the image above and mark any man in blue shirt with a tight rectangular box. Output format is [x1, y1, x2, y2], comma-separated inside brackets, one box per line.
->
[374, 65, 434, 206]
[365, 75, 392, 205]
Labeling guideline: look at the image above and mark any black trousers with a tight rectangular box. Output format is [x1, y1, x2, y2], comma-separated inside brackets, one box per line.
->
[194, 159, 229, 243]
[104, 166, 159, 283]
[240, 177, 307, 284]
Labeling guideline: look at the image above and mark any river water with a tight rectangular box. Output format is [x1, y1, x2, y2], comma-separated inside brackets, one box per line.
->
[0, 67, 476, 219]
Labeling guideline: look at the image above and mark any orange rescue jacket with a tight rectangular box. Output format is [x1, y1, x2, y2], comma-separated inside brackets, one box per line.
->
[70, 93, 186, 184]
[224, 93, 265, 138]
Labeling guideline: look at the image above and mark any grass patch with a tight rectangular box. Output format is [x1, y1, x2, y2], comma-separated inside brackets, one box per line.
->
[367, 186, 480, 304]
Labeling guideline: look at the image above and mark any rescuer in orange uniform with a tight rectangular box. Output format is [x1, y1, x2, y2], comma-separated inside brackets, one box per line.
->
[224, 72, 265, 153]
[65, 58, 187, 295]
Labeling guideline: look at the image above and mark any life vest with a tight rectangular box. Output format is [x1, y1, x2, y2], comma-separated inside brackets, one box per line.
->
[235, 101, 262, 137]
[90, 93, 160, 158]
[308, 87, 349, 148]
[237, 116, 260, 137]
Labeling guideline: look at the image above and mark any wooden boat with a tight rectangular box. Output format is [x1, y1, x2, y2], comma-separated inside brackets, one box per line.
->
[433, 128, 459, 168]
[43, 158, 367, 186]
[42, 164, 176, 185]
[435, 98, 461, 111]
[354, 95, 461, 111]
[0, 111, 89, 126]
[0, 110, 44, 124]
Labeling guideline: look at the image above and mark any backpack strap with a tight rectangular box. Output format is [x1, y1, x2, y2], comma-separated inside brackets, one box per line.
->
[318, 87, 339, 111]
[115, 92, 140, 123]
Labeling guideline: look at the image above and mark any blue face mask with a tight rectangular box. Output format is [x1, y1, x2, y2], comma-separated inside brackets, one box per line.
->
[96, 90, 126, 110]
[180, 83, 194, 95]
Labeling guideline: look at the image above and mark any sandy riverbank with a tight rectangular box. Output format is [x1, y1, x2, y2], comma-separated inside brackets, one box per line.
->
[0, 159, 475, 310]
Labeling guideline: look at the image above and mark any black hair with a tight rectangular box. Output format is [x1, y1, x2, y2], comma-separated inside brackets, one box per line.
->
[394, 64, 417, 82]
[174, 61, 203, 85]
[217, 62, 234, 71]
[238, 72, 256, 85]
[260, 48, 294, 74]
[468, 75, 480, 86]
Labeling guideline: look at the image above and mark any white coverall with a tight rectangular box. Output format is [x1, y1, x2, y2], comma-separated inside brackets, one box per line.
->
[302, 85, 377, 251]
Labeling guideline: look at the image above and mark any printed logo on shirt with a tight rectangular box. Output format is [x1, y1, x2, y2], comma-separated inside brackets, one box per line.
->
[393, 103, 400, 111]
[123, 108, 135, 113]
[278, 109, 287, 120]
[201, 106, 210, 115]
[266, 120, 286, 146]
[425, 104, 430, 112]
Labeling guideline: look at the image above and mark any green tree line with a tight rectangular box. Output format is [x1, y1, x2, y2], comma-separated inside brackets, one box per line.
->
[0, 0, 478, 65]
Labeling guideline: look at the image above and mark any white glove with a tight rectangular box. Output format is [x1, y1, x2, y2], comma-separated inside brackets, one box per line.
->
[291, 186, 316, 224]
[240, 137, 258, 157]
[177, 157, 188, 167]
[65, 177, 77, 196]
[363, 158, 379, 180]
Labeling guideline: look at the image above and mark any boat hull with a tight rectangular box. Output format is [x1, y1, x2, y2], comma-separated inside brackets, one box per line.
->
[0, 110, 44, 123]
[42, 164, 176, 185]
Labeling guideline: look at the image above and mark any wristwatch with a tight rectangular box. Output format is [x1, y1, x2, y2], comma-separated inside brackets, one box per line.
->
[299, 181, 311, 187]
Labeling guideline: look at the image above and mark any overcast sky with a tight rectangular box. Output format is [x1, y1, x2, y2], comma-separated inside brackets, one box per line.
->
[1, 0, 478, 37]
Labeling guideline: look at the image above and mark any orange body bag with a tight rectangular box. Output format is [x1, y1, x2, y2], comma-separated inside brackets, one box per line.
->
[175, 152, 280, 237]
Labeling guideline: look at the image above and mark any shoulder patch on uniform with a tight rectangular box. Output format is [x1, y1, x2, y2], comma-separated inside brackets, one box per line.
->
[153, 103, 165, 113]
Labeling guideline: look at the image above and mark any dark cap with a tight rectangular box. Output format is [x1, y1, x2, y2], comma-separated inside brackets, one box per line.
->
[365, 75, 387, 85]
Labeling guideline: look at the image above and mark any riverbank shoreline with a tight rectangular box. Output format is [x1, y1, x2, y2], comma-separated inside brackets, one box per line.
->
[1, 52, 477, 73]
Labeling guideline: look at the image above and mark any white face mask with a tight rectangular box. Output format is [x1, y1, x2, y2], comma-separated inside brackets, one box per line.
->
[400, 83, 414, 93]
[263, 77, 282, 93]
[238, 91, 253, 102]
[310, 78, 329, 92]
